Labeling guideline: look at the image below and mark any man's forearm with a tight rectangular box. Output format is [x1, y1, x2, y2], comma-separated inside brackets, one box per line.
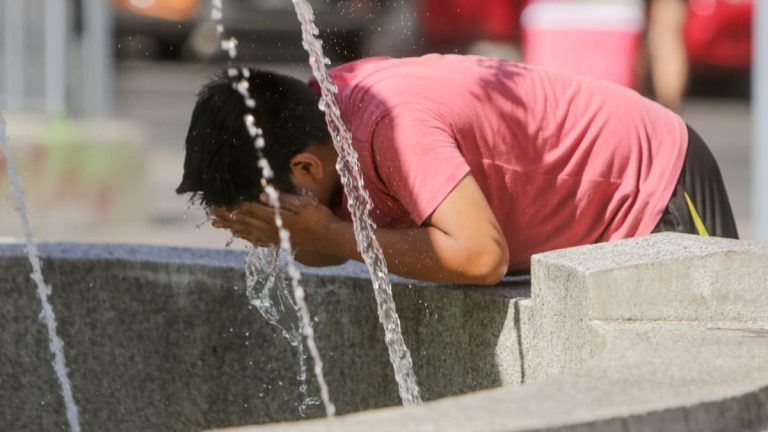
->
[317, 221, 507, 285]
[294, 248, 347, 267]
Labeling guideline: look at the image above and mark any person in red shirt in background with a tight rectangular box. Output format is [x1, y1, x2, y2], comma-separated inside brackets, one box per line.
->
[519, 0, 690, 111]
[412, 0, 753, 112]
[521, 0, 646, 88]
[177, 55, 738, 285]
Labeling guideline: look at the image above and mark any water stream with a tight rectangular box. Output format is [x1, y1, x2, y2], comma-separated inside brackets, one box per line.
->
[0, 114, 82, 431]
[290, 0, 422, 406]
[211, 0, 335, 417]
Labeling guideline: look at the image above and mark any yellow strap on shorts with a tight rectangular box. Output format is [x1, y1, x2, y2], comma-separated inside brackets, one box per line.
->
[684, 192, 710, 237]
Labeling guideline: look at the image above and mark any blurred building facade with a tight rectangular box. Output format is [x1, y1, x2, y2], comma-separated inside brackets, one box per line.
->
[0, 0, 113, 117]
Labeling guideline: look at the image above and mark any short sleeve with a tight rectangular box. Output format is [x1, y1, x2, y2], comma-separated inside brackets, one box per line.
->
[370, 105, 470, 224]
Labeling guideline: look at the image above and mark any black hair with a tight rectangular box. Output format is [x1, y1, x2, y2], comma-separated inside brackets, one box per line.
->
[176, 67, 330, 208]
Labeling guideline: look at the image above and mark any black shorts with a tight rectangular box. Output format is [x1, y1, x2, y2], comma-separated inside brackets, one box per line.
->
[652, 125, 739, 239]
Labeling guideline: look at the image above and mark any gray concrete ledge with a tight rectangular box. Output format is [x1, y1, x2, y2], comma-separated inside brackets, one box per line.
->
[215, 233, 768, 432]
[0, 242, 529, 431]
[3, 234, 767, 432]
[0, 242, 531, 292]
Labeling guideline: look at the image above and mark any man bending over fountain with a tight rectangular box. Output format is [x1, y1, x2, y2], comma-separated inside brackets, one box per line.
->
[177, 55, 738, 285]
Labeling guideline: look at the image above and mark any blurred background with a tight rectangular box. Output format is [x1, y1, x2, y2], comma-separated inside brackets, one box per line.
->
[0, 0, 762, 249]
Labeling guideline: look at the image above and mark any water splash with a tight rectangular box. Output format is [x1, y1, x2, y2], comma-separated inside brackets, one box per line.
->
[290, 0, 422, 406]
[244, 247, 320, 414]
[0, 114, 82, 430]
[211, 0, 334, 417]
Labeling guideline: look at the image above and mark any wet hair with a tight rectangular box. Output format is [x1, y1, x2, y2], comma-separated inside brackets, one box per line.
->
[176, 68, 330, 208]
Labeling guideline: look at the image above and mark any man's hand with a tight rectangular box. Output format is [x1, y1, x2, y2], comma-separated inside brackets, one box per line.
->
[211, 193, 341, 251]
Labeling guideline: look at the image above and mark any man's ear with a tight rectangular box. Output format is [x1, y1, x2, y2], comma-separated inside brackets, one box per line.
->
[289, 152, 324, 181]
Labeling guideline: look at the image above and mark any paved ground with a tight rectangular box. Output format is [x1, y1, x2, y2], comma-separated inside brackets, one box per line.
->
[2, 60, 756, 247]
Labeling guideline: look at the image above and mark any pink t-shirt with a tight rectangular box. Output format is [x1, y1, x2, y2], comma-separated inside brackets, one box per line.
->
[310, 55, 687, 270]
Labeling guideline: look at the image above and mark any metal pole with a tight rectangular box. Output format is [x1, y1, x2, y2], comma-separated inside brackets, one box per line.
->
[754, 0, 768, 241]
[82, 0, 113, 116]
[44, 0, 68, 115]
[2, 0, 26, 111]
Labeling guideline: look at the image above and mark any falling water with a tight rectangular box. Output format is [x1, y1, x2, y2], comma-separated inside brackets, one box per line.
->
[211, 0, 335, 417]
[290, 0, 422, 406]
[0, 114, 82, 430]
[244, 246, 319, 414]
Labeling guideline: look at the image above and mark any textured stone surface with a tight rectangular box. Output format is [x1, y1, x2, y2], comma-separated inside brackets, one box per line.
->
[4, 234, 768, 432]
[535, 232, 768, 322]
[224, 322, 768, 432]
[0, 243, 527, 432]
[215, 233, 768, 432]
[524, 233, 768, 381]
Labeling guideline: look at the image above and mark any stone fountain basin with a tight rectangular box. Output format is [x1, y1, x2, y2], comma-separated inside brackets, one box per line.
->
[2, 233, 768, 432]
[0, 241, 527, 431]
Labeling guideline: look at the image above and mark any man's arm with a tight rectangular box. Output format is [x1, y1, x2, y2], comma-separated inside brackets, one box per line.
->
[212, 175, 509, 285]
[317, 175, 509, 284]
[294, 248, 348, 267]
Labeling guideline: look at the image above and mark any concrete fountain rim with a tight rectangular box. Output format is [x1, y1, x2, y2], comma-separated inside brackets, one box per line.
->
[0, 241, 532, 296]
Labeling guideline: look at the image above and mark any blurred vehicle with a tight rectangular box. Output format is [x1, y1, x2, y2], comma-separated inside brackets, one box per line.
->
[116, 0, 200, 22]
[419, 0, 527, 53]
[115, 0, 202, 58]
[685, 0, 753, 72]
[114, 0, 387, 60]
